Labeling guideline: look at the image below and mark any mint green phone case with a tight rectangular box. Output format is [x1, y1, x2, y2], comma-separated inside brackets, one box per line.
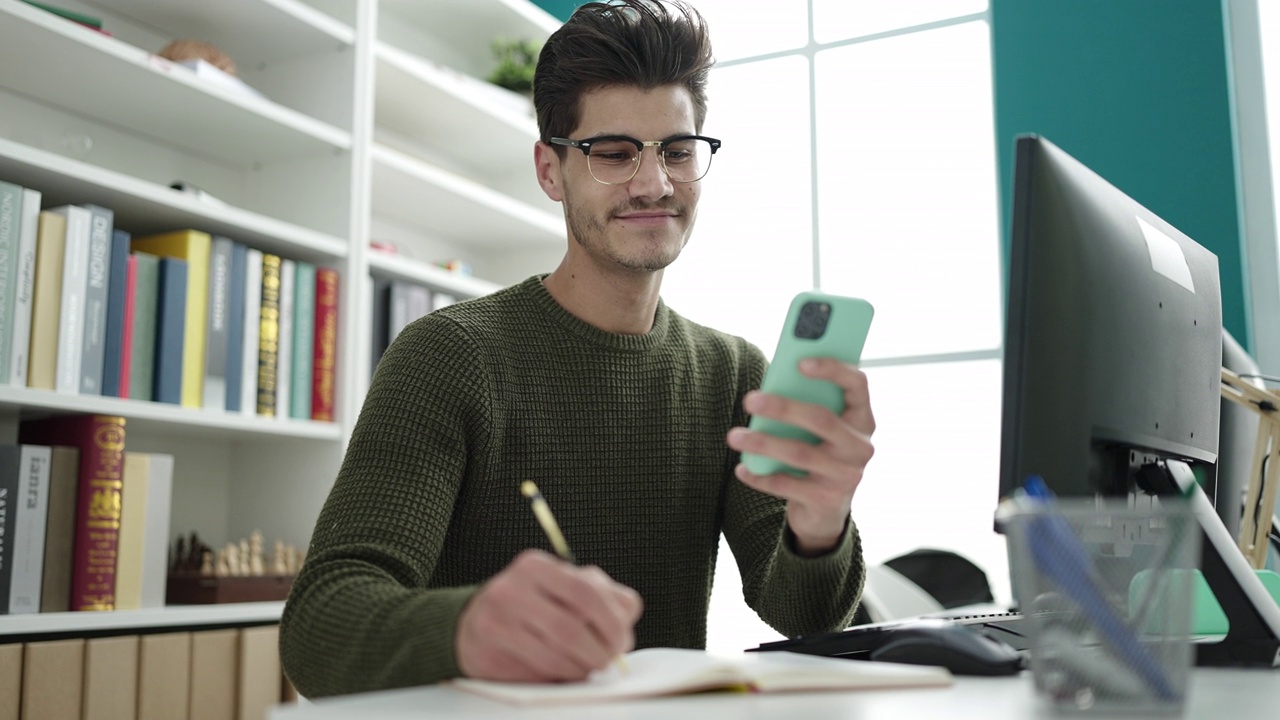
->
[741, 292, 874, 477]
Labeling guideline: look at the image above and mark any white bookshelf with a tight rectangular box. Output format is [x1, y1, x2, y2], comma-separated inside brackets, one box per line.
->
[0, 602, 284, 637]
[0, 0, 562, 638]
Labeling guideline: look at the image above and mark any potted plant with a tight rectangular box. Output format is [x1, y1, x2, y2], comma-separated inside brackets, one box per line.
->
[487, 38, 540, 96]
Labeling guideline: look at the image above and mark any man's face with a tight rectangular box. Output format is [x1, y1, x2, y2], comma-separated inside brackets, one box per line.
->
[542, 84, 703, 274]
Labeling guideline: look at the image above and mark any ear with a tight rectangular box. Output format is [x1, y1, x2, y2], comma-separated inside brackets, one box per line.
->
[535, 141, 565, 202]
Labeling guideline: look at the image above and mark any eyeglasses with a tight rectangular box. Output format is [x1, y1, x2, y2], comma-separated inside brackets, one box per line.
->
[550, 134, 722, 185]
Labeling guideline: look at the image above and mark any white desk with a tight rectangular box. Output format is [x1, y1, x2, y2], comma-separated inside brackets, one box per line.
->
[270, 669, 1280, 720]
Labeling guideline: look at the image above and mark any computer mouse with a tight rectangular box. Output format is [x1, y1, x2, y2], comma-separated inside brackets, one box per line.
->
[868, 621, 1025, 676]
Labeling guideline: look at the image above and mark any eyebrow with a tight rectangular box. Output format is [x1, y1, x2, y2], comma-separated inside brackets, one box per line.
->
[579, 132, 698, 142]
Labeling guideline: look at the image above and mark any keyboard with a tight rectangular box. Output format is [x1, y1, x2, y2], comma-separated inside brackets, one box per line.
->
[748, 611, 1032, 658]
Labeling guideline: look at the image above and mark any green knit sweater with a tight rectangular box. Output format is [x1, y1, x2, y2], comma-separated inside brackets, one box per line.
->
[279, 275, 865, 698]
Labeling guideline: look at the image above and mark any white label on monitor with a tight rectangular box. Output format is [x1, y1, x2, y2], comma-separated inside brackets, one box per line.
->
[1137, 216, 1195, 293]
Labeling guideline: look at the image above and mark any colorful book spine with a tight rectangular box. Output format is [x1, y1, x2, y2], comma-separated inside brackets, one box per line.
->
[78, 204, 114, 395]
[311, 268, 338, 422]
[240, 249, 263, 416]
[128, 252, 160, 402]
[256, 254, 281, 417]
[50, 205, 91, 395]
[9, 188, 41, 386]
[8, 445, 52, 614]
[275, 259, 295, 419]
[118, 254, 137, 398]
[130, 230, 211, 408]
[204, 237, 233, 411]
[152, 257, 188, 406]
[291, 262, 315, 419]
[26, 210, 66, 391]
[99, 228, 130, 397]
[19, 415, 128, 611]
[0, 181, 23, 384]
[224, 242, 246, 412]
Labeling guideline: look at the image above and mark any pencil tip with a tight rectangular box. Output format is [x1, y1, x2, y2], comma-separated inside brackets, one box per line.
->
[521, 480, 538, 498]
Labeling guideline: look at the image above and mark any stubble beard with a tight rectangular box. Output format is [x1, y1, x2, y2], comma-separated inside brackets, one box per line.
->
[564, 193, 692, 274]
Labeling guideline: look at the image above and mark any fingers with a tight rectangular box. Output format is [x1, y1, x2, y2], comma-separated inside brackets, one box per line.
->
[455, 550, 642, 683]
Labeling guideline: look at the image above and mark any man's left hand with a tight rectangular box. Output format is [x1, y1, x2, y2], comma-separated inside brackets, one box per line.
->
[726, 358, 875, 556]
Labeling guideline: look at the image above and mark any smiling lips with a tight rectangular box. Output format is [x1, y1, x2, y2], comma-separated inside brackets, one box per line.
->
[615, 211, 678, 226]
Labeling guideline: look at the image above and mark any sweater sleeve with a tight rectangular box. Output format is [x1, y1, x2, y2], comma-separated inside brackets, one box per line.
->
[720, 343, 866, 638]
[280, 314, 491, 698]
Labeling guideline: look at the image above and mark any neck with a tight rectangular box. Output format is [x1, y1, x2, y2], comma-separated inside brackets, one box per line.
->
[542, 261, 663, 336]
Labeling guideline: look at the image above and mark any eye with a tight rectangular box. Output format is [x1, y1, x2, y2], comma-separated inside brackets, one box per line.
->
[588, 142, 638, 164]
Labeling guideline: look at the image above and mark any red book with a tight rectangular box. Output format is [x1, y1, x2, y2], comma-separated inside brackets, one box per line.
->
[311, 268, 339, 421]
[18, 414, 127, 611]
[118, 254, 138, 398]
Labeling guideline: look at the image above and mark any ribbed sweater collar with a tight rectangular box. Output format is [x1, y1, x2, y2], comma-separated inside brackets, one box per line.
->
[518, 274, 672, 353]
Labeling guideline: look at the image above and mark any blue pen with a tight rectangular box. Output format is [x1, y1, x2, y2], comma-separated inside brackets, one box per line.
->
[1022, 476, 1177, 701]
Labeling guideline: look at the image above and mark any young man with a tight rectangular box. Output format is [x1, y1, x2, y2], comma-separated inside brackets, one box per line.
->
[280, 0, 874, 697]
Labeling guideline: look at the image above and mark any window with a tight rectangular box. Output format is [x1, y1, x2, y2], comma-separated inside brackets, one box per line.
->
[661, 2, 1002, 652]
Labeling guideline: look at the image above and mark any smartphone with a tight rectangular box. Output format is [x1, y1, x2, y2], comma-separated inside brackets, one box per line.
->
[741, 291, 874, 477]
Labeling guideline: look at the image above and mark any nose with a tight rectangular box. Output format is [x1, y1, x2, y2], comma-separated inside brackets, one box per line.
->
[628, 146, 674, 200]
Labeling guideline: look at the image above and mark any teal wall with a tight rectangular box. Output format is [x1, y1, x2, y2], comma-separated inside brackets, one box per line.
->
[990, 0, 1248, 348]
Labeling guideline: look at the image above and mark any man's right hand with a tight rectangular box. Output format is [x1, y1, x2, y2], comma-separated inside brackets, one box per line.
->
[455, 549, 644, 682]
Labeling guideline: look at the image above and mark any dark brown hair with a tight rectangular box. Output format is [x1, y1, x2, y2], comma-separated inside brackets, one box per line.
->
[533, 0, 714, 150]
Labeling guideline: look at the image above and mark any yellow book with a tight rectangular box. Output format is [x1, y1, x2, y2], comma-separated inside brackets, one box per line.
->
[113, 452, 151, 611]
[452, 648, 953, 706]
[27, 210, 67, 390]
[131, 230, 211, 408]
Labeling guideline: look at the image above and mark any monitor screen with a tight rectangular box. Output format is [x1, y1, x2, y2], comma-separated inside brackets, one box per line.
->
[998, 135, 1280, 667]
[998, 135, 1222, 502]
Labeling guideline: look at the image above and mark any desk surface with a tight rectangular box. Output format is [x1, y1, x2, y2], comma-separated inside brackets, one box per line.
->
[270, 668, 1280, 720]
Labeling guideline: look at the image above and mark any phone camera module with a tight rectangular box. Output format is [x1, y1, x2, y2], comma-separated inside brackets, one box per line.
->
[795, 301, 831, 339]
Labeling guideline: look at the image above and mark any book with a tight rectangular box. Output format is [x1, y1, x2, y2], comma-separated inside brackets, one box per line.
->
[131, 229, 212, 408]
[22, 639, 85, 720]
[291, 261, 315, 419]
[204, 237, 234, 411]
[118, 254, 137, 397]
[137, 633, 190, 720]
[78, 204, 114, 395]
[311, 268, 338, 421]
[0, 180, 23, 384]
[7, 445, 52, 614]
[0, 644, 20, 720]
[139, 454, 172, 609]
[27, 210, 66, 390]
[19, 414, 127, 611]
[113, 452, 149, 610]
[240, 248, 263, 416]
[83, 635, 139, 720]
[100, 228, 131, 397]
[257, 253, 281, 416]
[49, 204, 91, 394]
[238, 626, 280, 720]
[40, 446, 79, 613]
[189, 629, 237, 720]
[8, 187, 41, 386]
[0, 446, 19, 613]
[21, 1, 104, 28]
[451, 648, 953, 706]
[127, 252, 160, 402]
[370, 276, 391, 376]
[275, 258, 295, 418]
[224, 242, 246, 412]
[153, 257, 188, 405]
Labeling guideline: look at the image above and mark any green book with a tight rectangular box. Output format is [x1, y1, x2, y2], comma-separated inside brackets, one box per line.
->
[21, 1, 104, 29]
[128, 252, 160, 401]
[291, 261, 315, 419]
[0, 180, 23, 383]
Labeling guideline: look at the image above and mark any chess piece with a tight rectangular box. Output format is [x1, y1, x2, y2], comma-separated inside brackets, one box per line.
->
[272, 540, 287, 576]
[216, 549, 230, 577]
[249, 531, 265, 576]
[225, 543, 240, 577]
[173, 536, 187, 572]
[238, 539, 251, 576]
[285, 545, 299, 575]
[200, 550, 215, 577]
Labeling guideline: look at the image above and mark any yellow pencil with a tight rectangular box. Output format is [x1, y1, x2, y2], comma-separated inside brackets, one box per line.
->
[520, 481, 628, 674]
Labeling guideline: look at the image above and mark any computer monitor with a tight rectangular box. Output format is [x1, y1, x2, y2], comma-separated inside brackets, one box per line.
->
[998, 134, 1280, 667]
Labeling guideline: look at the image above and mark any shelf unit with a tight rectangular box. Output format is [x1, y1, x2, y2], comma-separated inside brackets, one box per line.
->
[0, 0, 563, 633]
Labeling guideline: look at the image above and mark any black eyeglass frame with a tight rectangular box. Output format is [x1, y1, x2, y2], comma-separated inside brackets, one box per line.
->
[548, 134, 722, 184]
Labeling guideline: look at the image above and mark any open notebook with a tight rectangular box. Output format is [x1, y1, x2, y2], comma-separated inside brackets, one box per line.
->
[451, 647, 953, 706]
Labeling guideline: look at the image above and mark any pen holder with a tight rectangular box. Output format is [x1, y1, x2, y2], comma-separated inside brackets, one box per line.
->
[1006, 499, 1200, 713]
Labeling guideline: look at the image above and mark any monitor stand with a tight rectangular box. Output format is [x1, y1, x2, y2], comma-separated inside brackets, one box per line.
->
[1136, 459, 1280, 667]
